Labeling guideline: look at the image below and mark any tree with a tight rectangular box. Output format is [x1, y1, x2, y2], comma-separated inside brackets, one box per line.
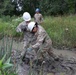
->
[1, 0, 76, 16]
[0, 0, 15, 16]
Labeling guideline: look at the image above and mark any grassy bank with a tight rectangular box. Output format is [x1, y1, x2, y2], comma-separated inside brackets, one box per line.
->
[0, 15, 76, 49]
[43, 15, 76, 49]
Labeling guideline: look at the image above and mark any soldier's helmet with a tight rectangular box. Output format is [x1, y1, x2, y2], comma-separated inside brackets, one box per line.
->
[23, 12, 31, 21]
[35, 8, 40, 12]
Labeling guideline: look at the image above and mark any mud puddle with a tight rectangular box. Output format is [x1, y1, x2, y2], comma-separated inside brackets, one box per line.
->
[12, 42, 76, 75]
[53, 49, 76, 59]
[0, 37, 76, 75]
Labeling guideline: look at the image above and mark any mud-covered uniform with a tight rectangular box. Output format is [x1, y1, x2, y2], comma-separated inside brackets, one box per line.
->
[30, 25, 53, 60]
[16, 21, 34, 49]
[34, 13, 43, 24]
[16, 21, 34, 75]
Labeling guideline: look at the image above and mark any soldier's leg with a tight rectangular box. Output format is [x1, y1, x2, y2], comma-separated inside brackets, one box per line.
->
[47, 47, 60, 61]
[47, 46, 56, 58]
[21, 41, 29, 61]
[20, 41, 27, 57]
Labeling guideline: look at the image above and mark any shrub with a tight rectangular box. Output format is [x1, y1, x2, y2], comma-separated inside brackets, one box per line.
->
[43, 15, 76, 49]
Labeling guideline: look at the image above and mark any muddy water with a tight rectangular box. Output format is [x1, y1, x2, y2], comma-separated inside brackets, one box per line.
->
[53, 49, 76, 59]
[0, 37, 76, 75]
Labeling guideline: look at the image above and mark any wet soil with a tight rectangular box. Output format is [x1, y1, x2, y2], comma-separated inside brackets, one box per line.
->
[11, 41, 76, 75]
[53, 49, 76, 59]
[0, 38, 76, 75]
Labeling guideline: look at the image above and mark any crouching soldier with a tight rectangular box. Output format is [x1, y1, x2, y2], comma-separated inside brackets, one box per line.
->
[26, 22, 55, 64]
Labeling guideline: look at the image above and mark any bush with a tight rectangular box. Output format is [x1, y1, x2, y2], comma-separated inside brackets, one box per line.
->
[0, 16, 23, 38]
[0, 15, 76, 49]
[43, 15, 76, 49]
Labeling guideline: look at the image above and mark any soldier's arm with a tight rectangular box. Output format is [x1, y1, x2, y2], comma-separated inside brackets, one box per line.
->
[16, 23, 23, 32]
[16, 23, 27, 32]
[34, 14, 36, 22]
[40, 14, 43, 23]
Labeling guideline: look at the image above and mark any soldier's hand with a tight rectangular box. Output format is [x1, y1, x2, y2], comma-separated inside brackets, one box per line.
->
[27, 47, 33, 51]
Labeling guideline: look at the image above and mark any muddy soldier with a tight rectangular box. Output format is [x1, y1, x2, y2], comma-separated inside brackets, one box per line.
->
[34, 8, 43, 25]
[16, 12, 35, 75]
[27, 22, 54, 61]
[16, 12, 34, 52]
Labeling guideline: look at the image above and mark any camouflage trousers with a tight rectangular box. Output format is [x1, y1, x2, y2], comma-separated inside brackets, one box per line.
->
[21, 48, 55, 67]
[37, 46, 55, 60]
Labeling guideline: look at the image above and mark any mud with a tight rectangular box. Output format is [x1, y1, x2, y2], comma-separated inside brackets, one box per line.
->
[11, 48, 76, 75]
[0, 38, 76, 75]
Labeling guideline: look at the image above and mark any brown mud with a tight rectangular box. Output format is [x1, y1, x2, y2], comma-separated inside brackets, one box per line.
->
[12, 46, 76, 75]
[0, 38, 76, 75]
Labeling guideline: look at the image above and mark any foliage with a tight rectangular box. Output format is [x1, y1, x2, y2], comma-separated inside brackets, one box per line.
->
[0, 54, 13, 75]
[0, 15, 76, 49]
[0, 33, 17, 75]
[22, 0, 76, 16]
[39, 0, 68, 15]
[42, 15, 76, 49]
[0, 0, 15, 16]
[0, 0, 76, 16]
[0, 16, 23, 37]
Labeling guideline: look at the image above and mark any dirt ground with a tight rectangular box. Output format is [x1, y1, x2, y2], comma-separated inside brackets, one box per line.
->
[53, 48, 76, 59]
[4, 43, 76, 75]
[12, 48, 76, 75]
[0, 38, 76, 75]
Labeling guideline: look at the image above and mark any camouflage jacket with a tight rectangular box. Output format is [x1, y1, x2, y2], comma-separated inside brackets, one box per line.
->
[16, 21, 34, 48]
[31, 25, 52, 51]
[34, 13, 43, 24]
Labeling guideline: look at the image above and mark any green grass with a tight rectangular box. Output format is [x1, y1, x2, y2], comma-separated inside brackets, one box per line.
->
[0, 15, 76, 49]
[0, 37, 17, 75]
[43, 15, 76, 48]
[0, 16, 23, 37]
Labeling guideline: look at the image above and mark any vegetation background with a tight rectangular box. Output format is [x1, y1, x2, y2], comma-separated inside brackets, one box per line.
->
[0, 0, 76, 49]
[0, 0, 76, 16]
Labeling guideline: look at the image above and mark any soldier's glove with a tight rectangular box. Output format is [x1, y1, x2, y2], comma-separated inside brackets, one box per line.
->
[27, 47, 33, 51]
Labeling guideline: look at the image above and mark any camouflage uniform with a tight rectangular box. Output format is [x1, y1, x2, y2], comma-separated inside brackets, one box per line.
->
[16, 23, 54, 75]
[16, 21, 34, 49]
[30, 25, 53, 60]
[34, 13, 43, 24]
[16, 21, 35, 75]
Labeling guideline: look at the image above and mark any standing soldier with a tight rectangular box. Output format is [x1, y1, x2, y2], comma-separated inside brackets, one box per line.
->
[34, 8, 43, 25]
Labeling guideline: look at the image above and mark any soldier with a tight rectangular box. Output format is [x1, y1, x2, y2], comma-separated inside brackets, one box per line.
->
[16, 12, 35, 75]
[27, 22, 54, 62]
[16, 12, 34, 57]
[34, 8, 43, 25]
